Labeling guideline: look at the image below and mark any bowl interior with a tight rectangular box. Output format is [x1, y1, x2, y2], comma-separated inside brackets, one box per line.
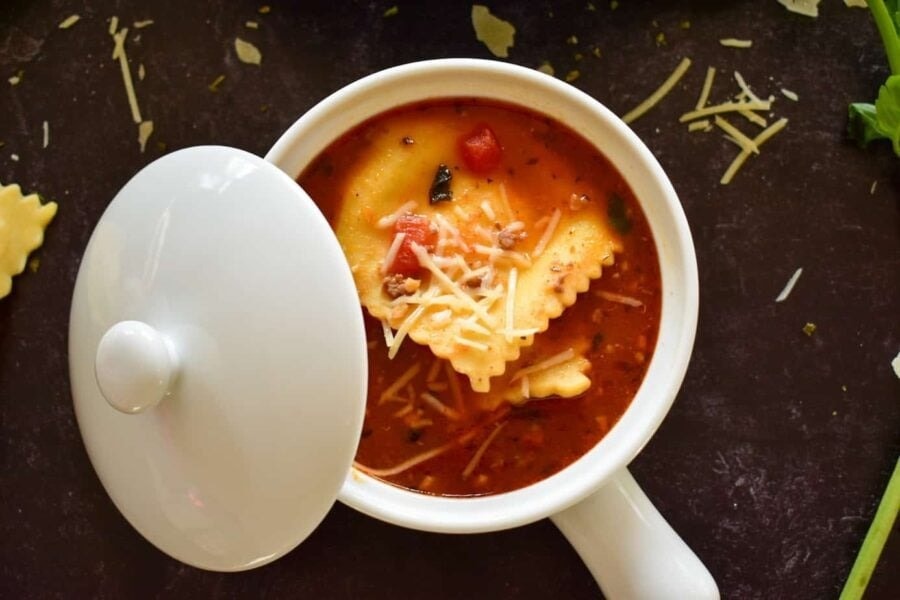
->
[265, 58, 698, 534]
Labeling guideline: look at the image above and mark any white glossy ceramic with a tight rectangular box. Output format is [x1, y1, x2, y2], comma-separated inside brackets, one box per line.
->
[267, 59, 718, 599]
[69, 146, 367, 571]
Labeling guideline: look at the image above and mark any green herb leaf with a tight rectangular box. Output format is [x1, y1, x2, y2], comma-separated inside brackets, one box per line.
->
[607, 194, 632, 234]
[429, 164, 453, 204]
[874, 75, 900, 154]
[849, 1, 900, 156]
[848, 102, 887, 147]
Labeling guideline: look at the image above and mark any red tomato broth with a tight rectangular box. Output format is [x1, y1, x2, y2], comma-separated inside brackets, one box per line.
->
[299, 99, 661, 496]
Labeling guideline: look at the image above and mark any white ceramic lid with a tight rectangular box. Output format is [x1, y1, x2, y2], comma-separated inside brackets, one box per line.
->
[68, 146, 367, 571]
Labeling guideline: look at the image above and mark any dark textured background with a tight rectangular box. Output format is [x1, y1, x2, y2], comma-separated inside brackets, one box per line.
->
[1, 1, 898, 598]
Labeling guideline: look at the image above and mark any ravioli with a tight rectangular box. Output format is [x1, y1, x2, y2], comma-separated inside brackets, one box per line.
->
[335, 115, 621, 392]
[0, 183, 57, 298]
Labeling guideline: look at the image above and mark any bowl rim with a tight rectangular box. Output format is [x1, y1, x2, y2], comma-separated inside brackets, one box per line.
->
[266, 58, 699, 534]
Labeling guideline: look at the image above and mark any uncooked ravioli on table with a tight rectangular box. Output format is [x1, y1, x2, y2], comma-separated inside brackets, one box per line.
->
[299, 100, 662, 496]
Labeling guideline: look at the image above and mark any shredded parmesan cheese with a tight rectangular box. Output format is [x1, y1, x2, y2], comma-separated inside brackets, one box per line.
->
[393, 404, 414, 418]
[111, 28, 142, 124]
[688, 119, 711, 132]
[720, 117, 788, 184]
[108, 16, 119, 35]
[133, 19, 154, 29]
[453, 336, 490, 351]
[376, 200, 417, 228]
[714, 116, 759, 154]
[58, 15, 80, 29]
[892, 351, 900, 379]
[532, 208, 561, 258]
[505, 267, 517, 341]
[445, 362, 466, 414]
[738, 108, 767, 127]
[41, 121, 48, 149]
[596, 290, 643, 307]
[379, 363, 421, 404]
[462, 423, 507, 479]
[696, 66, 716, 109]
[781, 88, 799, 101]
[426, 357, 443, 383]
[420, 392, 461, 420]
[246, 20, 259, 29]
[775, 268, 803, 302]
[381, 319, 395, 347]
[381, 232, 406, 274]
[355, 444, 452, 478]
[409, 243, 493, 324]
[389, 295, 433, 358]
[511, 348, 575, 382]
[138, 64, 146, 81]
[733, 71, 763, 103]
[719, 38, 752, 48]
[138, 120, 153, 153]
[622, 57, 692, 124]
[679, 99, 770, 123]
[480, 200, 496, 221]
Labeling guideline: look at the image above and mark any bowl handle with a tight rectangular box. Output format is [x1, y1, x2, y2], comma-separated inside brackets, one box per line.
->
[550, 468, 719, 600]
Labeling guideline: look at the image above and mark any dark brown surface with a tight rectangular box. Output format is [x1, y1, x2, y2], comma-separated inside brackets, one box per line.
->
[1, 1, 898, 598]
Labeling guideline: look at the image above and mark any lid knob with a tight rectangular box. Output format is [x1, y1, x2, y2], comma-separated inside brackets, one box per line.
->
[95, 320, 178, 414]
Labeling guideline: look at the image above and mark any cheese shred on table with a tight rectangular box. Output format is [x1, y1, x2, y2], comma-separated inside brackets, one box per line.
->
[720, 118, 788, 184]
[677, 65, 790, 183]
[720, 38, 752, 48]
[715, 116, 759, 154]
[622, 57, 692, 124]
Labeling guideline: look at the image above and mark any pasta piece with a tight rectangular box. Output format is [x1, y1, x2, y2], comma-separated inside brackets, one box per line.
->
[336, 116, 620, 392]
[0, 184, 57, 298]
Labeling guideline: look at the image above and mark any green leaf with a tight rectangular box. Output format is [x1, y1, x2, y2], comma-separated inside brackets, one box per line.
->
[875, 75, 900, 128]
[607, 194, 632, 234]
[848, 103, 889, 147]
[874, 75, 900, 155]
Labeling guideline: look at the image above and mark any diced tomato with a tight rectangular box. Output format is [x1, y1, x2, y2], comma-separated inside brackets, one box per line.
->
[388, 214, 436, 276]
[459, 125, 502, 173]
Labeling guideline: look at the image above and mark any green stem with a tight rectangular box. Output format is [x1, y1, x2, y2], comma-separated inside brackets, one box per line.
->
[838, 458, 900, 600]
[868, 0, 900, 75]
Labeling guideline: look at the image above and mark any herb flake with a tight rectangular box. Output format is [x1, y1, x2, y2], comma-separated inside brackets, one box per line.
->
[607, 194, 632, 234]
[429, 164, 453, 204]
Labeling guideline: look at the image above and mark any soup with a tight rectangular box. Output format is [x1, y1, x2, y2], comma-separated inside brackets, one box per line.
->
[299, 100, 661, 496]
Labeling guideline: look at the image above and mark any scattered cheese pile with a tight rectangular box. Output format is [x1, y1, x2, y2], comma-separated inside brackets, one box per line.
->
[471, 5, 516, 58]
[109, 17, 153, 152]
[683, 68, 789, 184]
[0, 183, 57, 299]
[619, 56, 790, 184]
